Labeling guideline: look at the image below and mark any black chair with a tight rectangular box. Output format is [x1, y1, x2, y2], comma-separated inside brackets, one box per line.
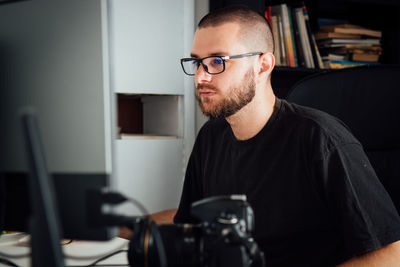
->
[285, 65, 400, 214]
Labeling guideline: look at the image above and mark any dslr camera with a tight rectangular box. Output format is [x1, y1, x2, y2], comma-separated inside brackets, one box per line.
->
[127, 195, 265, 267]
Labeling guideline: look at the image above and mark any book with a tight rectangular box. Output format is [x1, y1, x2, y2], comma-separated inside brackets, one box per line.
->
[320, 48, 380, 62]
[317, 38, 380, 45]
[326, 59, 380, 69]
[277, 15, 287, 65]
[271, 5, 288, 66]
[317, 18, 348, 26]
[319, 24, 382, 38]
[270, 15, 282, 66]
[314, 32, 362, 39]
[280, 4, 296, 67]
[303, 6, 323, 68]
[351, 53, 380, 62]
[290, 6, 304, 67]
[295, 7, 314, 68]
[265, 6, 272, 24]
[329, 45, 382, 51]
[350, 47, 382, 53]
[322, 53, 346, 61]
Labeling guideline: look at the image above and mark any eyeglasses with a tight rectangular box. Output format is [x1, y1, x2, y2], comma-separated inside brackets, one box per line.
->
[180, 52, 263, 76]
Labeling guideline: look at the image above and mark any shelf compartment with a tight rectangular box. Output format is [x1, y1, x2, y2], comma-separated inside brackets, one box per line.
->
[117, 93, 183, 139]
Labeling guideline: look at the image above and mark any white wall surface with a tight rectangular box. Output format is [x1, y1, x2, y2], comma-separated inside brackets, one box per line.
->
[194, 0, 210, 133]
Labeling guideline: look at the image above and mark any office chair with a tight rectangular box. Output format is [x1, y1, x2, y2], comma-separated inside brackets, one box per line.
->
[285, 65, 400, 214]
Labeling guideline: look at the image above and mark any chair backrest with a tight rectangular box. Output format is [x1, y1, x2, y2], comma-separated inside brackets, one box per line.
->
[286, 65, 400, 214]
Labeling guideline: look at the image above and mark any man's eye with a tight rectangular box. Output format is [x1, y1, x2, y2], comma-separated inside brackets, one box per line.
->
[209, 58, 223, 66]
[212, 58, 223, 64]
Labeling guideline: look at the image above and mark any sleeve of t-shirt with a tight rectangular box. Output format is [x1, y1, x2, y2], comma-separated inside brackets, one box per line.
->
[313, 143, 400, 261]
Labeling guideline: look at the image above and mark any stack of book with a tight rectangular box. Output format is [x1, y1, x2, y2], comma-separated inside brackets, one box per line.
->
[315, 24, 382, 69]
[266, 3, 324, 69]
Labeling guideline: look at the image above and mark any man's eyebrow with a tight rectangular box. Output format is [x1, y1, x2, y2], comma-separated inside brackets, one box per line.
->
[190, 52, 229, 58]
[210, 52, 229, 56]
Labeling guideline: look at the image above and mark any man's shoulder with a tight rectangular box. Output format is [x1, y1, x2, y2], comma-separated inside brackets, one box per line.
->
[279, 98, 340, 125]
[278, 99, 361, 146]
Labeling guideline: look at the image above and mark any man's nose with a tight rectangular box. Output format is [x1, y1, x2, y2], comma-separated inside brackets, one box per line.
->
[195, 63, 212, 82]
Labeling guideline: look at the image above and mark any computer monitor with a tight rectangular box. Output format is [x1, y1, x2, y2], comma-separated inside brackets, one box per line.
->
[0, 0, 117, 240]
[21, 112, 65, 267]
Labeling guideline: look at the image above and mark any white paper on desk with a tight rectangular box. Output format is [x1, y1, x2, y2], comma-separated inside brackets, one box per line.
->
[0, 234, 129, 266]
[0, 232, 29, 247]
[0, 232, 31, 256]
[63, 237, 129, 266]
[63, 237, 128, 258]
[0, 233, 31, 267]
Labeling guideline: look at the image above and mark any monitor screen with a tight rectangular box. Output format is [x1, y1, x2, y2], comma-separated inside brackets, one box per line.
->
[0, 0, 117, 240]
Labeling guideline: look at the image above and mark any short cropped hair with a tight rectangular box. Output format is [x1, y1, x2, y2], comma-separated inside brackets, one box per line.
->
[198, 5, 274, 53]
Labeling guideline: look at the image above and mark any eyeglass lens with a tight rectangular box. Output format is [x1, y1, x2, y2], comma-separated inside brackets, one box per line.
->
[183, 56, 224, 75]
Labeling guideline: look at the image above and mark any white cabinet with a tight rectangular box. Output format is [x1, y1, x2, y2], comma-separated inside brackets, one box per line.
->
[106, 0, 196, 214]
[108, 0, 186, 95]
[115, 139, 184, 214]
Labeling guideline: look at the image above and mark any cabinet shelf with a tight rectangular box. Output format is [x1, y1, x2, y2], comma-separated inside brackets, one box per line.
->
[117, 93, 183, 139]
[118, 134, 180, 140]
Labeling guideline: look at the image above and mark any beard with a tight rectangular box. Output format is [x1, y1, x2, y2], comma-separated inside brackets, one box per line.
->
[196, 68, 256, 119]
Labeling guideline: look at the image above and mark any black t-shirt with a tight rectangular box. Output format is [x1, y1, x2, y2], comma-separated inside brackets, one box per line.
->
[174, 98, 400, 266]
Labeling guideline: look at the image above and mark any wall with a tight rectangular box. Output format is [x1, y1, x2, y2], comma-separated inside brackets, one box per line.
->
[194, 0, 210, 133]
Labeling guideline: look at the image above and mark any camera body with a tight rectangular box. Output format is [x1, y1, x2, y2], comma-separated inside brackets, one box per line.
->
[128, 195, 265, 267]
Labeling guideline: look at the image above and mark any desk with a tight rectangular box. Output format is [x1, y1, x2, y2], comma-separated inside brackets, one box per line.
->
[0, 233, 130, 267]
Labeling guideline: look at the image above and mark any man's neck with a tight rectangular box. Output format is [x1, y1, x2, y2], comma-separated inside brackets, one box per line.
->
[226, 86, 276, 141]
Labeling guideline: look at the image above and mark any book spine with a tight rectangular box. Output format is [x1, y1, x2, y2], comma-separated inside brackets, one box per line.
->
[314, 38, 325, 69]
[295, 7, 314, 68]
[265, 6, 272, 24]
[281, 4, 296, 67]
[287, 7, 298, 67]
[328, 59, 380, 69]
[290, 6, 305, 67]
[303, 6, 321, 69]
[277, 15, 287, 65]
[271, 15, 282, 66]
[271, 5, 287, 66]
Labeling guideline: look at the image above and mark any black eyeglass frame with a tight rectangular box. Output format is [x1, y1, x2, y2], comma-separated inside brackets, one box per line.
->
[180, 52, 263, 76]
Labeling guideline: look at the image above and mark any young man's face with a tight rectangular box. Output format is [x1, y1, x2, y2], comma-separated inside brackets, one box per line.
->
[191, 22, 257, 118]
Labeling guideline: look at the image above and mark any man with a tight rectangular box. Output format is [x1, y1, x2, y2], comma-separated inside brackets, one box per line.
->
[122, 5, 400, 266]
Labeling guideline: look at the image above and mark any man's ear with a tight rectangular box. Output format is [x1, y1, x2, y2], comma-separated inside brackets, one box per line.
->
[257, 52, 275, 81]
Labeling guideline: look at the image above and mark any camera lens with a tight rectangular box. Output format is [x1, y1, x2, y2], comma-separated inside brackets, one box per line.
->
[128, 223, 201, 267]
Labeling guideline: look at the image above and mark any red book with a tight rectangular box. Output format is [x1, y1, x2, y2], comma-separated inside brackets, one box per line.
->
[265, 6, 272, 24]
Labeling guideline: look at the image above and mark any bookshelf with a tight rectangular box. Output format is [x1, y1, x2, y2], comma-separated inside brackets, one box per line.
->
[210, 0, 400, 97]
[210, 0, 400, 66]
[308, 0, 400, 65]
